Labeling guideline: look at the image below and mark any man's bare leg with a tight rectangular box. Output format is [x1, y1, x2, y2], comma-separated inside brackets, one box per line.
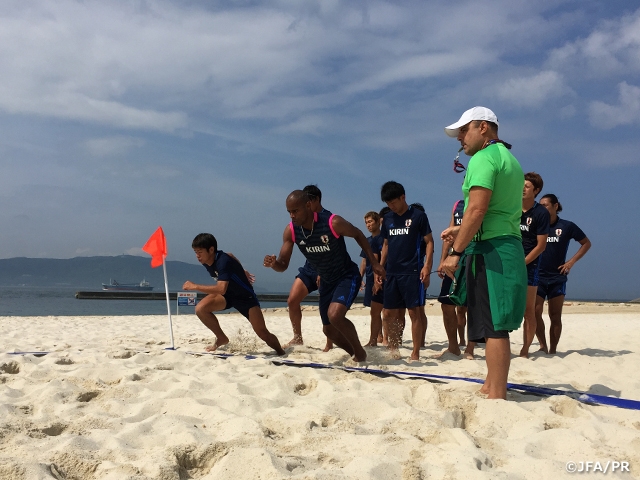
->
[456, 306, 468, 346]
[440, 304, 461, 356]
[464, 341, 476, 359]
[384, 308, 403, 359]
[419, 305, 428, 347]
[322, 324, 354, 356]
[247, 306, 285, 355]
[365, 301, 383, 346]
[381, 309, 389, 346]
[534, 295, 549, 353]
[481, 337, 511, 399]
[195, 294, 230, 351]
[284, 278, 309, 348]
[407, 307, 424, 360]
[548, 295, 565, 354]
[519, 286, 538, 358]
[327, 303, 366, 361]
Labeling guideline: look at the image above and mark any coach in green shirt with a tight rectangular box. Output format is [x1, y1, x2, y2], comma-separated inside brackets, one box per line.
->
[440, 106, 527, 400]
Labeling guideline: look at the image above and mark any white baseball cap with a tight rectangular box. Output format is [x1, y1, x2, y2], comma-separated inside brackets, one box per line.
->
[444, 106, 499, 138]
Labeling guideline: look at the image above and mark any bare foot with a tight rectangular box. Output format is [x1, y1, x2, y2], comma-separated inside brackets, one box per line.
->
[437, 347, 461, 358]
[463, 351, 475, 360]
[519, 348, 529, 359]
[459, 340, 466, 346]
[322, 341, 333, 352]
[410, 351, 420, 361]
[205, 337, 229, 352]
[377, 335, 384, 343]
[282, 336, 303, 349]
[364, 340, 378, 347]
[537, 346, 549, 354]
[352, 347, 367, 362]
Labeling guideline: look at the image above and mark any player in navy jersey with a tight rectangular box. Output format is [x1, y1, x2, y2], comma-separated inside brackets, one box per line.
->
[519, 172, 550, 358]
[283, 185, 333, 352]
[264, 190, 385, 361]
[411, 203, 430, 348]
[378, 181, 434, 360]
[535, 194, 591, 354]
[183, 233, 285, 355]
[437, 199, 475, 358]
[359, 211, 384, 346]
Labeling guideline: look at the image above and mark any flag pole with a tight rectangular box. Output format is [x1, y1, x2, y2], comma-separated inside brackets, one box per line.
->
[162, 256, 176, 350]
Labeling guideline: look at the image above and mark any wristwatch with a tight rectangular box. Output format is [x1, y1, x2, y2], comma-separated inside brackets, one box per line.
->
[448, 246, 464, 257]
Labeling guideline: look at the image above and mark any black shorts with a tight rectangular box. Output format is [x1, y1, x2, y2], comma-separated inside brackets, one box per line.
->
[437, 275, 467, 306]
[319, 272, 362, 325]
[363, 275, 384, 307]
[296, 263, 319, 294]
[526, 260, 540, 287]
[383, 274, 425, 310]
[223, 291, 260, 320]
[537, 279, 566, 300]
[466, 255, 509, 343]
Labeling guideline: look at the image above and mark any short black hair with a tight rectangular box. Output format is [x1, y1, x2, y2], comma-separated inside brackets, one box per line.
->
[410, 202, 424, 212]
[303, 184, 322, 202]
[541, 193, 563, 212]
[192, 233, 217, 251]
[379, 206, 391, 217]
[381, 181, 405, 202]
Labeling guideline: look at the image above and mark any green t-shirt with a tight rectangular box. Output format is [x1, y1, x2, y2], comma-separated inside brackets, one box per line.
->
[462, 143, 523, 241]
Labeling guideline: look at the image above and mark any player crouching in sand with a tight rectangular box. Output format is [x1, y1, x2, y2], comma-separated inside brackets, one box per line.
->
[183, 233, 285, 356]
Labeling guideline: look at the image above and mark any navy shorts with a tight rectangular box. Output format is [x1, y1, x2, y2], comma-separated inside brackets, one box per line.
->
[526, 260, 540, 287]
[437, 275, 466, 306]
[296, 262, 319, 294]
[363, 275, 384, 307]
[466, 255, 509, 343]
[222, 291, 260, 320]
[383, 275, 425, 310]
[537, 279, 566, 300]
[319, 272, 362, 325]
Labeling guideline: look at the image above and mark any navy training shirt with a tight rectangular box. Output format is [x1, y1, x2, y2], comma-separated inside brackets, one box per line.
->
[520, 202, 550, 255]
[359, 234, 384, 279]
[203, 250, 257, 299]
[538, 218, 586, 282]
[291, 211, 358, 285]
[381, 206, 432, 276]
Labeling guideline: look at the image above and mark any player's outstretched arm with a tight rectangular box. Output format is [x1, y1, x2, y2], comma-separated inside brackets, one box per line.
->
[331, 215, 385, 278]
[421, 232, 435, 288]
[263, 224, 295, 272]
[183, 280, 229, 295]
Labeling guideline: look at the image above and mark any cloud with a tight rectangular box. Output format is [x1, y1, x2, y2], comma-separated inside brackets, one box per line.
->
[548, 8, 640, 78]
[495, 71, 568, 108]
[589, 82, 640, 129]
[84, 136, 146, 157]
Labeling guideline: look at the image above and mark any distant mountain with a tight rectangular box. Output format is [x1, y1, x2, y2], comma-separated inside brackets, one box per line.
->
[0, 256, 270, 292]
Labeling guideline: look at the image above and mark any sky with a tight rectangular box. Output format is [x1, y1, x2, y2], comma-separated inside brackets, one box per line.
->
[1, 0, 639, 299]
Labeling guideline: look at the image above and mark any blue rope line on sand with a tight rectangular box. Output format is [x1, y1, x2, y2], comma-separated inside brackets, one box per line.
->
[184, 351, 640, 411]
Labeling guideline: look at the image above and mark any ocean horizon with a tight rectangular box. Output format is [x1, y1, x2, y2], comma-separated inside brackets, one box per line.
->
[0, 285, 633, 317]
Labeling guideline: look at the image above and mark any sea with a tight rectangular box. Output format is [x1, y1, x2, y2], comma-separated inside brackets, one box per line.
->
[0, 286, 290, 317]
[0, 286, 629, 317]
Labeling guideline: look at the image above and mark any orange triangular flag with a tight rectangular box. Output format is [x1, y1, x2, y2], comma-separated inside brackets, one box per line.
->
[142, 227, 167, 268]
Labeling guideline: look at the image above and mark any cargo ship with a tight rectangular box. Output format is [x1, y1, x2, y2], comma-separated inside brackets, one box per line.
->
[101, 279, 154, 292]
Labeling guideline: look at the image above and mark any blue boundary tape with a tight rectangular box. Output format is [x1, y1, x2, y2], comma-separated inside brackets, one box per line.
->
[184, 351, 640, 411]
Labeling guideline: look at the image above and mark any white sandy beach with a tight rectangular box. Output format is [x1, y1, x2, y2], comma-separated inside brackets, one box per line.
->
[1, 303, 639, 479]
